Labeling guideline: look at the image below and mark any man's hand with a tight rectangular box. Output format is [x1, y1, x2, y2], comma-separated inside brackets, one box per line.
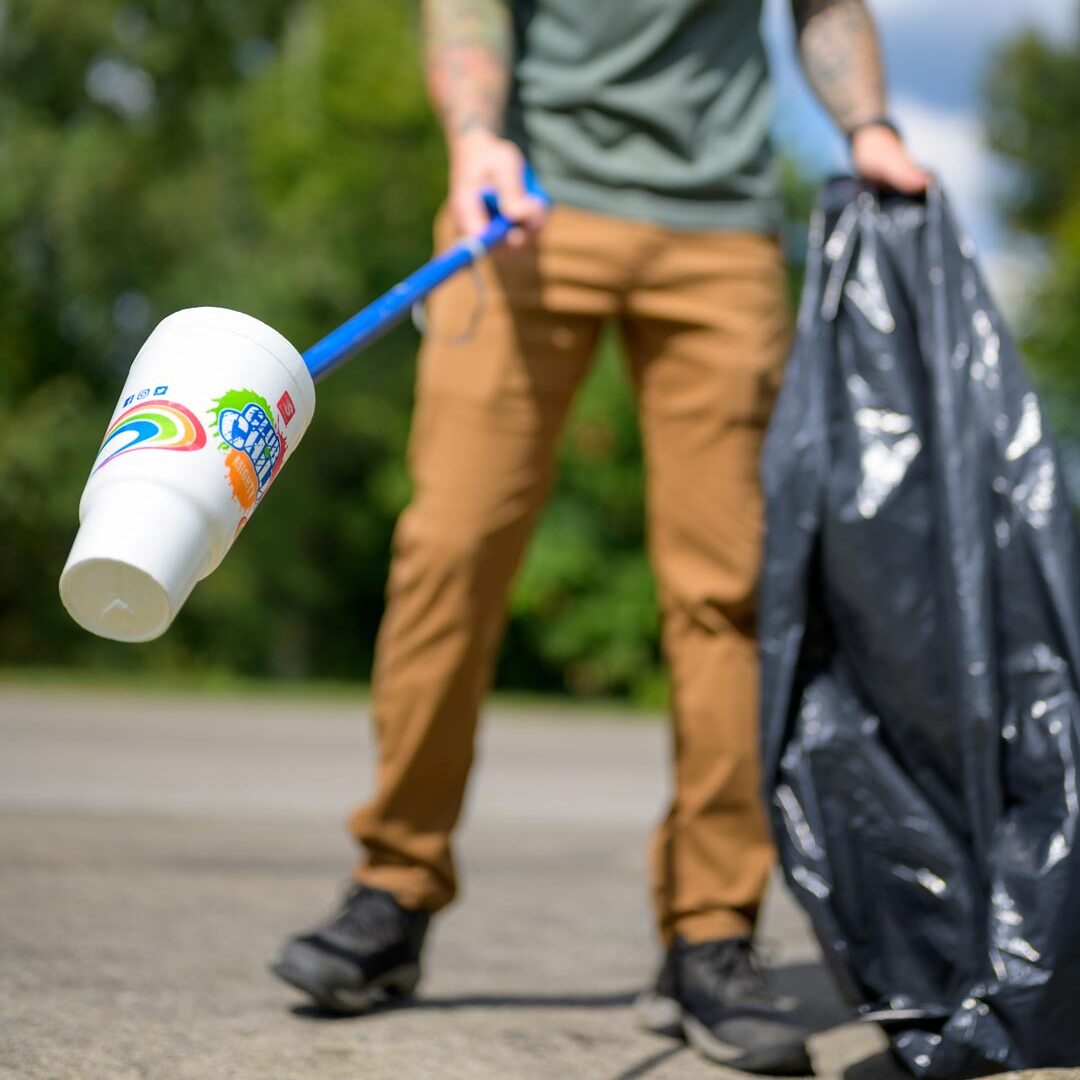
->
[448, 129, 549, 243]
[851, 124, 931, 194]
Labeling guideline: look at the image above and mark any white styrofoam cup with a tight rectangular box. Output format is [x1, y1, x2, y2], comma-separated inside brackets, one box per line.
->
[59, 307, 316, 642]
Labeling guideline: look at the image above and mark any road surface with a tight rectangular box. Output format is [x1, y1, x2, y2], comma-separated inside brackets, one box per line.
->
[0, 685, 1074, 1080]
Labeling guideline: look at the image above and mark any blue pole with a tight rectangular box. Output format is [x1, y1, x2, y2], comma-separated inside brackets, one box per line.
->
[303, 171, 549, 383]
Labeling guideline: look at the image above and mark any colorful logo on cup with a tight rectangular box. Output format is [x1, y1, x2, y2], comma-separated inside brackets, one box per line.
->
[93, 396, 207, 473]
[210, 388, 288, 512]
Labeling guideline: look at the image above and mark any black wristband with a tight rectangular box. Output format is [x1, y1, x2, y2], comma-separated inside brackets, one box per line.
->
[847, 117, 902, 144]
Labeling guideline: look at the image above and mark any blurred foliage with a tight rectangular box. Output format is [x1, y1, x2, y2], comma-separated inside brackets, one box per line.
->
[984, 6, 1080, 429]
[0, 0, 813, 701]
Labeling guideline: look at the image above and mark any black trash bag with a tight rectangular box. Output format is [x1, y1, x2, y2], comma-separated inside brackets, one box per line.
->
[760, 177, 1080, 1077]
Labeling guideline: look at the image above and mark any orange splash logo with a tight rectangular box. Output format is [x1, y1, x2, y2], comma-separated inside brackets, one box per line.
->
[225, 449, 258, 512]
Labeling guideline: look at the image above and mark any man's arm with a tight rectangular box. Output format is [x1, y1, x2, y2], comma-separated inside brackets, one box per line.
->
[423, 0, 546, 239]
[424, 0, 511, 141]
[792, 0, 929, 193]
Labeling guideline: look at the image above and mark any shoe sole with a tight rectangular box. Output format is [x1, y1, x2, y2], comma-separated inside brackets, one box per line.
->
[637, 990, 812, 1076]
[634, 989, 685, 1040]
[682, 1013, 813, 1076]
[271, 955, 421, 1015]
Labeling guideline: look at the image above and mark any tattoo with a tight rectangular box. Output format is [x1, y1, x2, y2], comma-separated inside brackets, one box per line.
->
[423, 0, 511, 139]
[791, 0, 886, 134]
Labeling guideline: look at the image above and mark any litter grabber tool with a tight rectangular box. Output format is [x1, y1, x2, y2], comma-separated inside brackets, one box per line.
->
[59, 170, 550, 643]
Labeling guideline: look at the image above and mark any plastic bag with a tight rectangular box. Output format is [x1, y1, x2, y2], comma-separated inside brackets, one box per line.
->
[760, 178, 1080, 1077]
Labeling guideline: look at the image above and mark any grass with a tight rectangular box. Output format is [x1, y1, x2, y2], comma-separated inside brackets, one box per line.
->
[0, 665, 662, 718]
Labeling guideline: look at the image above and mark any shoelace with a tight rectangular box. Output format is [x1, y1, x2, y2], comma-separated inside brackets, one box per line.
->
[331, 886, 401, 941]
[689, 939, 772, 1004]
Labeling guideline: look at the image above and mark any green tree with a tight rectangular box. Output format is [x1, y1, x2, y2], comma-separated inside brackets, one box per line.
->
[984, 4, 1080, 429]
[0, 0, 441, 675]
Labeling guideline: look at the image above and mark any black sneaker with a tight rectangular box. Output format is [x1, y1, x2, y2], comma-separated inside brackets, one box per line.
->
[271, 884, 430, 1014]
[635, 937, 813, 1076]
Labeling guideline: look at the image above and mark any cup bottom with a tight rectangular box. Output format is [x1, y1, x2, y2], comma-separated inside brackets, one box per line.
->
[59, 480, 213, 643]
[59, 557, 173, 643]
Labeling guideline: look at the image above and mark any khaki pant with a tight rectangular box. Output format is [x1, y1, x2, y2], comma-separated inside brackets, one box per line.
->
[350, 205, 791, 944]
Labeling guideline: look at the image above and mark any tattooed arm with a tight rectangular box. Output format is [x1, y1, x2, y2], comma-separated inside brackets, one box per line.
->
[792, 0, 929, 193]
[423, 0, 546, 238]
[793, 0, 885, 133]
[424, 0, 510, 140]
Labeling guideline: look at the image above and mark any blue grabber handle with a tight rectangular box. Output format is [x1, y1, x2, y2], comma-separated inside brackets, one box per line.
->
[302, 164, 551, 383]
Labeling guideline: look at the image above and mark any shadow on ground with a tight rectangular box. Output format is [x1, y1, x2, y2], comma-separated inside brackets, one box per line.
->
[291, 989, 639, 1019]
[291, 962, 848, 1030]
[290, 962, 863, 1079]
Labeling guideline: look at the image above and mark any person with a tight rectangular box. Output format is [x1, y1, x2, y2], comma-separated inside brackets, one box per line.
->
[272, 0, 929, 1073]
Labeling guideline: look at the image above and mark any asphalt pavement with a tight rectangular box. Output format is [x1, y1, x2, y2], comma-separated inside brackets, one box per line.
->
[0, 684, 1075, 1080]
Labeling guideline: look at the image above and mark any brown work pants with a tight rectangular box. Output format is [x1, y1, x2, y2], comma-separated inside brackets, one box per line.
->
[350, 205, 791, 944]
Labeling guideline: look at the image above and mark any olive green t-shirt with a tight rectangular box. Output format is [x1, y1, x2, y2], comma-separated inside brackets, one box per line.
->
[506, 0, 779, 232]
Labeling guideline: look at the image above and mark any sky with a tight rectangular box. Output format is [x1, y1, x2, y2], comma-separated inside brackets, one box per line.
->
[761, 0, 1077, 304]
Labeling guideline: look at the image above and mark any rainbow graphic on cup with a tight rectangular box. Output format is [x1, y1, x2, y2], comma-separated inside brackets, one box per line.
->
[93, 395, 207, 474]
